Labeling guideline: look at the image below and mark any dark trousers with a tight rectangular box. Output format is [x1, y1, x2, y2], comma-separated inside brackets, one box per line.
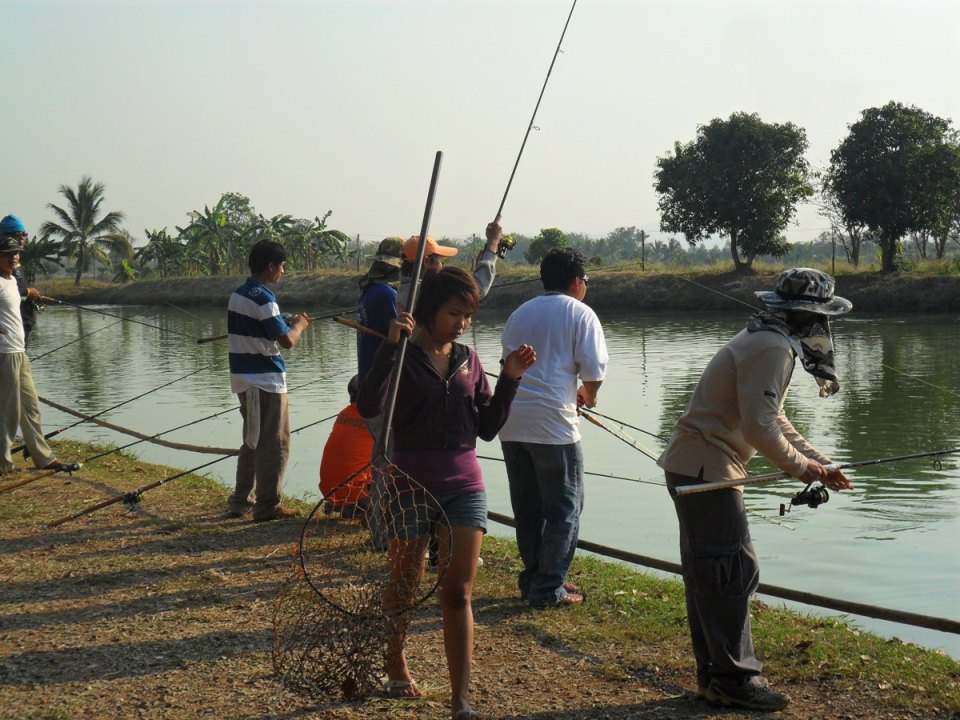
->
[666, 470, 763, 688]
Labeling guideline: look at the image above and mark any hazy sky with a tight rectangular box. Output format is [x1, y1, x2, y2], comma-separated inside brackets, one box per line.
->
[3, 0, 959, 247]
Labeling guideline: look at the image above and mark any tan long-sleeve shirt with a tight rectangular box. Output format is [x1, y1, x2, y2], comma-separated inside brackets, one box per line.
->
[658, 328, 831, 484]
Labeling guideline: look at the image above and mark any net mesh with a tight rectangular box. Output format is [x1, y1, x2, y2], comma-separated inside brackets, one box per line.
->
[272, 462, 450, 700]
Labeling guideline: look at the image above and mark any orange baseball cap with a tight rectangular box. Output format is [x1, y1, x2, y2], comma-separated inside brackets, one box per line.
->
[402, 235, 458, 262]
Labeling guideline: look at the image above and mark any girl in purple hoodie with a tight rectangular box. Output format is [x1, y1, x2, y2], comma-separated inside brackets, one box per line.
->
[358, 266, 535, 720]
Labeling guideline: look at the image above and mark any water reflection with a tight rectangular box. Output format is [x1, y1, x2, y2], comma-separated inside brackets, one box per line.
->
[21, 303, 959, 655]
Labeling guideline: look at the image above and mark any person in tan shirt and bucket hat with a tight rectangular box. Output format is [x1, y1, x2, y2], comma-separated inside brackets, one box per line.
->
[659, 267, 855, 712]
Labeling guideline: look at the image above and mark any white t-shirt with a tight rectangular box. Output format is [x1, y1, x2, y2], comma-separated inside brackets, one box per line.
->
[0, 275, 25, 354]
[499, 293, 608, 445]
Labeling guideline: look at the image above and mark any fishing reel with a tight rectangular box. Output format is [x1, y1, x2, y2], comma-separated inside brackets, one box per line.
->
[779, 482, 829, 516]
[496, 234, 516, 258]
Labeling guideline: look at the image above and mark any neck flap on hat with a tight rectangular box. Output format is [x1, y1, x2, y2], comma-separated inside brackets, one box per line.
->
[746, 310, 840, 397]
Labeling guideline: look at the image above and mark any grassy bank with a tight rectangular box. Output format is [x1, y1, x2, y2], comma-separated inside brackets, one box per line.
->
[0, 440, 957, 719]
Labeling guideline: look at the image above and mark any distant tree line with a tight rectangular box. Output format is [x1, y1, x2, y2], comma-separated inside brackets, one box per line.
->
[20, 100, 960, 283]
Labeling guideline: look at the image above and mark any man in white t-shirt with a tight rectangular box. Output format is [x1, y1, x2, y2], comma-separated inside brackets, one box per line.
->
[0, 234, 70, 474]
[499, 248, 608, 608]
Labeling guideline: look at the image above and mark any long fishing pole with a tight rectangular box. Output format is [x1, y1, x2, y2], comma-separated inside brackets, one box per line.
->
[41, 296, 198, 338]
[378, 151, 443, 458]
[42, 413, 339, 529]
[28, 319, 124, 362]
[496, 0, 578, 219]
[674, 446, 960, 496]
[582, 408, 664, 440]
[12, 364, 212, 454]
[196, 306, 358, 344]
[579, 408, 661, 462]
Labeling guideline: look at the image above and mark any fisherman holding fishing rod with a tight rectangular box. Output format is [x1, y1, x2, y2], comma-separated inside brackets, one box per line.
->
[0, 224, 74, 475]
[1, 215, 42, 347]
[659, 268, 854, 712]
[226, 239, 310, 521]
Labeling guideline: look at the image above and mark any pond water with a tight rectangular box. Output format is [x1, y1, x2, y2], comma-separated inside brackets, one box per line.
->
[22, 302, 960, 658]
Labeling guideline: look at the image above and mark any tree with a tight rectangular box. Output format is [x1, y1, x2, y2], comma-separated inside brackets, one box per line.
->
[816, 181, 874, 267]
[178, 201, 240, 276]
[18, 235, 63, 282]
[40, 176, 125, 285]
[654, 112, 813, 272]
[824, 101, 960, 272]
[135, 228, 185, 278]
[525, 227, 568, 264]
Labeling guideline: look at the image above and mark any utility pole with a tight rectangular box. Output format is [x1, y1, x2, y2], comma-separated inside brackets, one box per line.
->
[639, 229, 647, 272]
[356, 234, 361, 271]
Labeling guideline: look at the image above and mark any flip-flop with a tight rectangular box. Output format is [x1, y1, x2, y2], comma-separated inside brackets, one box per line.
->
[384, 678, 422, 698]
[453, 709, 482, 720]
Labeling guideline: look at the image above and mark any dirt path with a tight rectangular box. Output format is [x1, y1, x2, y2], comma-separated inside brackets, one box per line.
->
[0, 464, 954, 720]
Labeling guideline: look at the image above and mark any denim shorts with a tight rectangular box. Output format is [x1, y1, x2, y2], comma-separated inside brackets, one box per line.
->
[387, 489, 487, 538]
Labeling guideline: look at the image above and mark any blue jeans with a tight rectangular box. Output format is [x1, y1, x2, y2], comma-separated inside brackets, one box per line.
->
[502, 441, 584, 607]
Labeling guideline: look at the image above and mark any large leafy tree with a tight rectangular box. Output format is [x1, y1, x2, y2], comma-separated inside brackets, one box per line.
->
[40, 176, 126, 285]
[136, 228, 185, 278]
[654, 112, 813, 272]
[524, 227, 568, 264]
[824, 101, 960, 272]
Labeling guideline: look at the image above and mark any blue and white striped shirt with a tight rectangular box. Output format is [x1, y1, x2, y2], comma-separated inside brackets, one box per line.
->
[227, 278, 291, 394]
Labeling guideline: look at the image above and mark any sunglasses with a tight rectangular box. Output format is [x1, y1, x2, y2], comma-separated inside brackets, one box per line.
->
[581, 275, 589, 285]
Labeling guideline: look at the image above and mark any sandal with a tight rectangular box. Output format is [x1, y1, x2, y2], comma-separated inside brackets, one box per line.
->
[384, 678, 422, 698]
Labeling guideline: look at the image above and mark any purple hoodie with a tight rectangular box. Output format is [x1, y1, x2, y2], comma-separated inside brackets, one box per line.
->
[358, 340, 519, 451]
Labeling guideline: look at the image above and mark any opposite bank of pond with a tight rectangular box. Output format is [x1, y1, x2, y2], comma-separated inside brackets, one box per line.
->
[48, 269, 960, 314]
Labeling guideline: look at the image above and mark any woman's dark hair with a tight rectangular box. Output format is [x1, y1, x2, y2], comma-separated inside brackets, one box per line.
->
[248, 240, 288, 274]
[413, 266, 480, 329]
[540, 247, 587, 291]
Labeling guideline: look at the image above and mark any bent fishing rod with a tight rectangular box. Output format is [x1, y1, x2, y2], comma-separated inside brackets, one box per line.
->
[196, 306, 357, 344]
[12, 364, 212, 455]
[41, 296, 198, 339]
[674, 446, 960, 496]
[42, 412, 339, 530]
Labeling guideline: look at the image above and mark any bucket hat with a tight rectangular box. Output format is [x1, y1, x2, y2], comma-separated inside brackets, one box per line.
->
[755, 267, 851, 316]
[0, 236, 21, 253]
[403, 235, 458, 262]
[367, 237, 404, 268]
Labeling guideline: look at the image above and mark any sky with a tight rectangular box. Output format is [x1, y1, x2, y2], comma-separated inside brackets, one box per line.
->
[2, 0, 959, 248]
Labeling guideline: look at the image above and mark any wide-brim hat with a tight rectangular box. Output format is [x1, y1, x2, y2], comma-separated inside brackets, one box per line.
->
[403, 235, 458, 262]
[0, 236, 21, 253]
[366, 237, 404, 268]
[755, 267, 852, 316]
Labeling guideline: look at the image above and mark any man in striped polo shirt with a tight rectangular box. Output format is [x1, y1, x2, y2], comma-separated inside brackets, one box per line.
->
[227, 240, 310, 521]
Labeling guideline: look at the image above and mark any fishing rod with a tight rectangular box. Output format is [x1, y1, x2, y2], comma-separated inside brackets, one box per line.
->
[482, 261, 643, 295]
[674, 446, 960, 497]
[495, 0, 578, 219]
[582, 408, 664, 440]
[477, 453, 662, 488]
[41, 296, 198, 339]
[28, 319, 124, 362]
[42, 412, 340, 529]
[579, 408, 661, 462]
[196, 306, 357, 344]
[12, 364, 212, 455]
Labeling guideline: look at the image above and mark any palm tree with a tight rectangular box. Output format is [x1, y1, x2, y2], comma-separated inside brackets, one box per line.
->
[18, 235, 63, 282]
[40, 176, 125, 285]
[136, 228, 185, 278]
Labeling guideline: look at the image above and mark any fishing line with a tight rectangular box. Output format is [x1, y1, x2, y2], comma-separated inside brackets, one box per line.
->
[196, 306, 358, 344]
[14, 364, 213, 454]
[41, 412, 341, 529]
[28, 319, 124, 362]
[41, 296, 198, 338]
[671, 274, 760, 311]
[880, 362, 960, 400]
[496, 0, 578, 218]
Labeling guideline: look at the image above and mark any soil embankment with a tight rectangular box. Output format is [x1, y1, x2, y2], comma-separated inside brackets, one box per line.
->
[56, 270, 960, 314]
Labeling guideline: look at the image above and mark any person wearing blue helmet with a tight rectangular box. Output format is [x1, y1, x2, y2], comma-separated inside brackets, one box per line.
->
[0, 215, 41, 346]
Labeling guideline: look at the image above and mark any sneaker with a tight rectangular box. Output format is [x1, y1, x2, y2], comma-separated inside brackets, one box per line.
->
[252, 505, 301, 522]
[44, 461, 78, 473]
[705, 678, 789, 712]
